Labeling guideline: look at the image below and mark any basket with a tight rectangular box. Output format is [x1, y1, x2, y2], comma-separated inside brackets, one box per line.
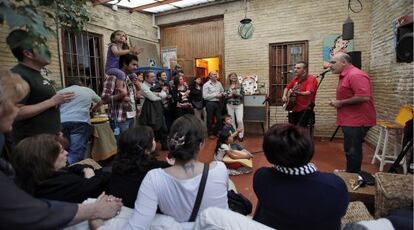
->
[341, 201, 374, 227]
[375, 172, 413, 218]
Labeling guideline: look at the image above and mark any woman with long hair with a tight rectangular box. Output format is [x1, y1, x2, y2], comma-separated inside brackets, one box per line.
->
[172, 74, 194, 118]
[12, 134, 109, 203]
[125, 114, 228, 229]
[108, 126, 170, 208]
[224, 72, 245, 141]
[189, 76, 207, 125]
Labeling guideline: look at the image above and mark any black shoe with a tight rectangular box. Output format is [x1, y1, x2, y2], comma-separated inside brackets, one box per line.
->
[238, 137, 244, 142]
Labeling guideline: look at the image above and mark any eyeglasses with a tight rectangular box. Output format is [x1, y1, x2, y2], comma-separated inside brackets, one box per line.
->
[330, 61, 337, 64]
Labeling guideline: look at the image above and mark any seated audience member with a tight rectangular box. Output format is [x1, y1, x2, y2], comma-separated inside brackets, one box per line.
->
[108, 126, 170, 208]
[59, 77, 102, 164]
[0, 70, 122, 229]
[215, 131, 253, 176]
[124, 114, 229, 229]
[12, 134, 109, 203]
[222, 114, 244, 149]
[253, 124, 349, 229]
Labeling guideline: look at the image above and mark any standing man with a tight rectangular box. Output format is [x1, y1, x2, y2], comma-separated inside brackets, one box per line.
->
[329, 52, 376, 173]
[282, 61, 318, 130]
[59, 78, 102, 164]
[102, 54, 138, 139]
[203, 71, 224, 139]
[6, 29, 75, 144]
[139, 71, 168, 150]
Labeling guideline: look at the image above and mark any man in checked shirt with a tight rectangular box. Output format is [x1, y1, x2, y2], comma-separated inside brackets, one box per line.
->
[102, 54, 139, 140]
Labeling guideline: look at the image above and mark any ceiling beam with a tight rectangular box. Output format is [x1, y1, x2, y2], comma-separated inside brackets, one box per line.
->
[92, 0, 113, 6]
[129, 0, 182, 13]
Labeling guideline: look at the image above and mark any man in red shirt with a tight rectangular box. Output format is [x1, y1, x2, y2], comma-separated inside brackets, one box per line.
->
[329, 52, 376, 173]
[282, 61, 318, 130]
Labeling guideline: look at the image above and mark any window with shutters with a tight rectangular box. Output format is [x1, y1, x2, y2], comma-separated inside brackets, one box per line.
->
[268, 41, 308, 106]
[62, 30, 104, 93]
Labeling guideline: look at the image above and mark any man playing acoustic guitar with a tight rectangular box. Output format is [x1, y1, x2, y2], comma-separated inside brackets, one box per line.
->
[282, 61, 318, 130]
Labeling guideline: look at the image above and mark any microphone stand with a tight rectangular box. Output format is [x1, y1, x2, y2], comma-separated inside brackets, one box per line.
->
[297, 69, 330, 137]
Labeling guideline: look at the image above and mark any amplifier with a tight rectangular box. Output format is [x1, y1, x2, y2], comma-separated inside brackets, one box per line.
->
[244, 94, 266, 107]
[244, 95, 267, 123]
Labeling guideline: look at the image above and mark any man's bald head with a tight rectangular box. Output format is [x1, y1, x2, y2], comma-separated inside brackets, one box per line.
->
[330, 52, 352, 74]
[334, 52, 352, 64]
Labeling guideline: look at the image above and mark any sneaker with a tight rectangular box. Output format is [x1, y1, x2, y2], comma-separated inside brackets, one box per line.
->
[228, 169, 242, 176]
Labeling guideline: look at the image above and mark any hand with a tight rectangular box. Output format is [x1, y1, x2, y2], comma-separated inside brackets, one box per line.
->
[282, 95, 287, 103]
[94, 192, 123, 220]
[117, 84, 128, 97]
[122, 96, 131, 102]
[83, 168, 95, 179]
[329, 99, 342, 108]
[216, 93, 222, 98]
[132, 47, 144, 55]
[51, 92, 75, 106]
[236, 128, 243, 133]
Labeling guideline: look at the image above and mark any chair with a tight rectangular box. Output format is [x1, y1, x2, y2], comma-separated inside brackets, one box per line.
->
[371, 105, 413, 173]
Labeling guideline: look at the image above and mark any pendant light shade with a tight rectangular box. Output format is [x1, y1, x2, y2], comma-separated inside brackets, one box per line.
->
[342, 16, 354, 40]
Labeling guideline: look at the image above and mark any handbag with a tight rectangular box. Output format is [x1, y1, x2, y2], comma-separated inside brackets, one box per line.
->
[188, 163, 209, 222]
[227, 189, 252, 215]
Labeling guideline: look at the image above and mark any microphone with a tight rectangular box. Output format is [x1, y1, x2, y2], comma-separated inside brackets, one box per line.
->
[316, 69, 330, 78]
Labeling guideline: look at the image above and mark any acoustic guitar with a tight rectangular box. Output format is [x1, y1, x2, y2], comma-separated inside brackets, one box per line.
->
[283, 82, 301, 111]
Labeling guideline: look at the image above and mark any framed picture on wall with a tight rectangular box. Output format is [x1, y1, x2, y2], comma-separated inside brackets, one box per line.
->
[161, 47, 177, 69]
[322, 35, 353, 68]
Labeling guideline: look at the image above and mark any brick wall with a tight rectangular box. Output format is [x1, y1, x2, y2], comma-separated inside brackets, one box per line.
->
[366, 0, 413, 152]
[223, 0, 373, 137]
[0, 2, 158, 88]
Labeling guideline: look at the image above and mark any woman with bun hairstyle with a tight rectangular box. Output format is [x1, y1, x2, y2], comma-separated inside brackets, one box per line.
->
[125, 114, 228, 229]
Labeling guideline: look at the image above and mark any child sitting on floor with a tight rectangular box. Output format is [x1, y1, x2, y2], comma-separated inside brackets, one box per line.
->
[215, 132, 253, 176]
[222, 114, 244, 150]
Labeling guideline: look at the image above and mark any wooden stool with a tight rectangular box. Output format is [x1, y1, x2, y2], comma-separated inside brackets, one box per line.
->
[371, 105, 412, 173]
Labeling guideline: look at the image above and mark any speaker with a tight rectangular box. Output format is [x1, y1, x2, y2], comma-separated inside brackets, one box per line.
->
[396, 22, 413, 63]
[348, 51, 361, 69]
[342, 17, 354, 40]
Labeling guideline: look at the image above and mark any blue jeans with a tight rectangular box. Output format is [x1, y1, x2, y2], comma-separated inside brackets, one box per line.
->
[61, 122, 91, 164]
[341, 126, 370, 173]
[110, 118, 135, 142]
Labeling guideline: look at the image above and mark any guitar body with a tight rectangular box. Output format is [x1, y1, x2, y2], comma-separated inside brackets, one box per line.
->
[284, 94, 297, 111]
[283, 82, 300, 111]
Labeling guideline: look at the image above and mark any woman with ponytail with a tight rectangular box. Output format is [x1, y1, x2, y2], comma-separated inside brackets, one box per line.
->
[108, 126, 170, 208]
[125, 114, 228, 229]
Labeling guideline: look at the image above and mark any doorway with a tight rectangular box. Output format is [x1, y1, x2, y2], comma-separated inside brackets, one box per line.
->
[195, 56, 221, 81]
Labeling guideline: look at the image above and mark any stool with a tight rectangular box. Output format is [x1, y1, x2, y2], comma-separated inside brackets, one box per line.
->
[375, 172, 413, 218]
[371, 105, 412, 173]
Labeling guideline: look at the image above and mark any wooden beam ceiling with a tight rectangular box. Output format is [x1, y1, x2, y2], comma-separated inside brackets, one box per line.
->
[92, 0, 113, 6]
[129, 0, 182, 13]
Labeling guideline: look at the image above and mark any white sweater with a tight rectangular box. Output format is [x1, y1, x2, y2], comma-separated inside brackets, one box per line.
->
[124, 161, 229, 230]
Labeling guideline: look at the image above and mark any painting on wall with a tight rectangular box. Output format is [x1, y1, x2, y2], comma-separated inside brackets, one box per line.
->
[161, 47, 177, 69]
[322, 35, 353, 68]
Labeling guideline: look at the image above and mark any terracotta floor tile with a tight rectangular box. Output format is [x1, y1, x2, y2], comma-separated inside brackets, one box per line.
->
[159, 133, 381, 215]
